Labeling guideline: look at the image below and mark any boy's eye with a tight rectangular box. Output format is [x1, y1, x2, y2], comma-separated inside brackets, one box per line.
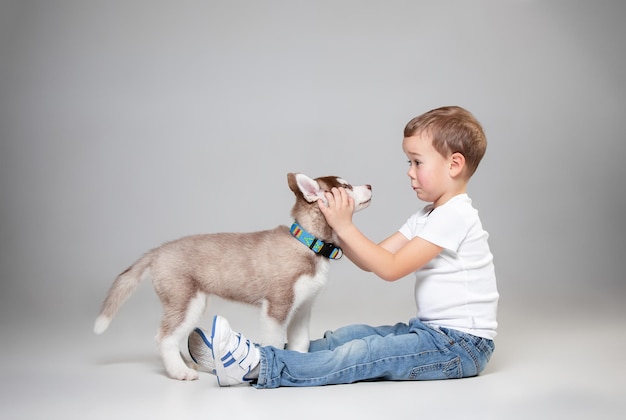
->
[407, 160, 421, 166]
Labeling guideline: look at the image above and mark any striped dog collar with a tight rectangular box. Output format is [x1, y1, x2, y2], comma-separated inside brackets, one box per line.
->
[289, 221, 343, 260]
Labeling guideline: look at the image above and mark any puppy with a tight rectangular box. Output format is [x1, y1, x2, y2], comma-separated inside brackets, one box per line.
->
[94, 173, 372, 380]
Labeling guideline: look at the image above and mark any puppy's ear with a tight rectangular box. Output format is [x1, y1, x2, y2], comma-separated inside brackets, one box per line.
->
[290, 173, 325, 203]
[287, 173, 299, 194]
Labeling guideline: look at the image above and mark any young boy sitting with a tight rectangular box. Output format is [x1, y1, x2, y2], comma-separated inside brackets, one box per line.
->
[188, 105, 499, 388]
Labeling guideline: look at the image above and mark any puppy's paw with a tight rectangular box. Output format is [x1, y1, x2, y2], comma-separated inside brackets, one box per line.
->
[170, 367, 199, 381]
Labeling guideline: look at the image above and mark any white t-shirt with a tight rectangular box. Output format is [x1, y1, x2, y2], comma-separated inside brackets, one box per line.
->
[399, 194, 499, 339]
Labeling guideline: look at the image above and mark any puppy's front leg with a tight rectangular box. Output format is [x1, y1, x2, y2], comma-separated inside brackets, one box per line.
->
[286, 300, 312, 352]
[258, 300, 288, 349]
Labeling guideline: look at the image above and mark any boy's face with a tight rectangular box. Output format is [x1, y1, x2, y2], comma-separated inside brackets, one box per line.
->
[402, 133, 455, 207]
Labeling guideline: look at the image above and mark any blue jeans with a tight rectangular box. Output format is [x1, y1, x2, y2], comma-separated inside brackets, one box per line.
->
[254, 318, 494, 388]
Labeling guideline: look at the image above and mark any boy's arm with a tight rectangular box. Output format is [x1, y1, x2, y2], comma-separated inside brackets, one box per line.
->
[319, 188, 442, 282]
[336, 225, 442, 281]
[341, 231, 408, 272]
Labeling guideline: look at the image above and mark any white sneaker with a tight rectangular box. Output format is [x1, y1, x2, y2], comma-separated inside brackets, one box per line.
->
[210, 315, 260, 386]
[187, 327, 216, 374]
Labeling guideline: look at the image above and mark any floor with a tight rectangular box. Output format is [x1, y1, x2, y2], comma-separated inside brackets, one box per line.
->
[2, 294, 625, 420]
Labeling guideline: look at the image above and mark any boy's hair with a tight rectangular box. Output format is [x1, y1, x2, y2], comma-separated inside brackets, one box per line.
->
[404, 106, 487, 178]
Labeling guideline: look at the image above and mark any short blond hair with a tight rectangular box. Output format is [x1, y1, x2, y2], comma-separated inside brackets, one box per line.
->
[404, 106, 487, 177]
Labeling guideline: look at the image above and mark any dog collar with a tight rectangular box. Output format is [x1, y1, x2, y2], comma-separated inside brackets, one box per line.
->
[289, 222, 343, 260]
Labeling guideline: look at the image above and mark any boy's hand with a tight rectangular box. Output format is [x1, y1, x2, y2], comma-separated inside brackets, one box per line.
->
[317, 187, 355, 235]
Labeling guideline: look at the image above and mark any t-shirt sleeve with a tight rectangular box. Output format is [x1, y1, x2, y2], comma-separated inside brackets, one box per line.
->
[418, 204, 471, 252]
[398, 218, 414, 240]
[398, 209, 427, 240]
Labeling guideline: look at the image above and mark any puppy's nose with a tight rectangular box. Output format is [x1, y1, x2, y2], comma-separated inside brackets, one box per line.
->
[366, 184, 372, 190]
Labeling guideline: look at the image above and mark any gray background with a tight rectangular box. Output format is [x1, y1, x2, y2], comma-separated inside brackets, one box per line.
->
[1, 1, 625, 419]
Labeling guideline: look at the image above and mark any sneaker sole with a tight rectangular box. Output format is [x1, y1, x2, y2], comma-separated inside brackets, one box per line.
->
[188, 328, 215, 372]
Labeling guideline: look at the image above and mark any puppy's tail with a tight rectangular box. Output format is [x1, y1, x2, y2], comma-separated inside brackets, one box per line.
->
[93, 252, 153, 334]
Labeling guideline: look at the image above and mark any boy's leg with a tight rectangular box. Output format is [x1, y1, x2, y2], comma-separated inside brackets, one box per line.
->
[189, 321, 411, 375]
[190, 317, 495, 388]
[308, 321, 412, 352]
[256, 319, 458, 388]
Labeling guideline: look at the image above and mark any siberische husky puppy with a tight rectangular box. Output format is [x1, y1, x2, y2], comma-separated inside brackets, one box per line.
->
[94, 173, 372, 380]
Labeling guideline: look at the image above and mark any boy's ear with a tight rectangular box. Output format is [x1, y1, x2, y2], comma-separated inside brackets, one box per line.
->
[449, 152, 466, 177]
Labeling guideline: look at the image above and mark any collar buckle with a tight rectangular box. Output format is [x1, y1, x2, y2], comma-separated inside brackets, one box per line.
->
[318, 242, 343, 259]
[290, 222, 343, 260]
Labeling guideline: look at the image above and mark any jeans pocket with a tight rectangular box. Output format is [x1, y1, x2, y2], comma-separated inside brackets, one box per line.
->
[409, 355, 462, 380]
[476, 338, 494, 361]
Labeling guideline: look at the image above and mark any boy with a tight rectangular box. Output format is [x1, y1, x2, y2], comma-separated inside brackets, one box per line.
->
[188, 106, 498, 388]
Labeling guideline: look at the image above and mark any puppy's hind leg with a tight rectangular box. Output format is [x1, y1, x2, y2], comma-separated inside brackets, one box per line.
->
[157, 291, 207, 380]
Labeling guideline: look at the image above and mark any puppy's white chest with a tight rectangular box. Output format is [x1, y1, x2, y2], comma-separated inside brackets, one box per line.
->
[292, 259, 330, 303]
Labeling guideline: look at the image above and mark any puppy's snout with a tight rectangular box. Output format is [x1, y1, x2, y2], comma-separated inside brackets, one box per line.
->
[366, 184, 372, 190]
